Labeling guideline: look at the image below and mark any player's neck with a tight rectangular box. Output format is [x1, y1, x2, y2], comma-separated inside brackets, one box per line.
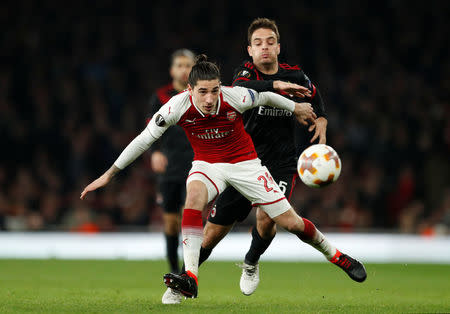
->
[173, 80, 188, 92]
[255, 61, 279, 75]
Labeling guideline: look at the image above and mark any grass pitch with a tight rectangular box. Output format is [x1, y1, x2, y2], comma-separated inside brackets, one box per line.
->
[0, 259, 448, 313]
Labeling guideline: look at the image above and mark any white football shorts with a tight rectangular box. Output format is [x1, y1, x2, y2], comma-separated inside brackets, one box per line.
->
[186, 158, 291, 218]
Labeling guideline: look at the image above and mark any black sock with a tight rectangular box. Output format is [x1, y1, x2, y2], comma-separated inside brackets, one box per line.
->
[165, 233, 180, 273]
[199, 246, 213, 266]
[181, 246, 213, 273]
[244, 227, 275, 265]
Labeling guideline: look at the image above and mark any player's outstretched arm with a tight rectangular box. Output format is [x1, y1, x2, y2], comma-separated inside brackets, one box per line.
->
[273, 80, 311, 98]
[80, 127, 159, 200]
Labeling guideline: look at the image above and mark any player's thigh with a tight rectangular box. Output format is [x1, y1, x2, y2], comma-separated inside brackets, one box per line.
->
[225, 159, 291, 219]
[202, 221, 234, 249]
[159, 180, 185, 213]
[186, 161, 228, 204]
[208, 186, 253, 226]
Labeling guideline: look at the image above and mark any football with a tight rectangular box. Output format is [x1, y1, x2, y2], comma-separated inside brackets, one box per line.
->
[297, 144, 341, 188]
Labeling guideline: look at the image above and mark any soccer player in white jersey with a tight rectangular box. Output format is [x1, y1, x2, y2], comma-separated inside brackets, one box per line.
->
[80, 55, 366, 299]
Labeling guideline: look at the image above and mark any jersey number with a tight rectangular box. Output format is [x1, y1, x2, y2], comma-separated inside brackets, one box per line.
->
[258, 172, 278, 193]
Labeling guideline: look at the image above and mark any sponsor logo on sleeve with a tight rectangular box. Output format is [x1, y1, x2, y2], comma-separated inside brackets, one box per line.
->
[238, 70, 251, 78]
[155, 114, 166, 126]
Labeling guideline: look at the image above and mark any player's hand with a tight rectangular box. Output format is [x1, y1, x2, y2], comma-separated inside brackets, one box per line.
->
[294, 102, 317, 126]
[273, 81, 312, 98]
[309, 117, 327, 144]
[151, 151, 168, 173]
[80, 173, 112, 200]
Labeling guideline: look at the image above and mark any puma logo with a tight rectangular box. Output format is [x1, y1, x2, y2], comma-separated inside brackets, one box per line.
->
[185, 118, 196, 123]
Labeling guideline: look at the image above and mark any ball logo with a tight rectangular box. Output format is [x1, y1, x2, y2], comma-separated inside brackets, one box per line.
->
[227, 111, 237, 121]
[155, 114, 166, 126]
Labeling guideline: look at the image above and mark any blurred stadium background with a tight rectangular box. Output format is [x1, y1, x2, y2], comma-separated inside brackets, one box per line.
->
[0, 0, 449, 262]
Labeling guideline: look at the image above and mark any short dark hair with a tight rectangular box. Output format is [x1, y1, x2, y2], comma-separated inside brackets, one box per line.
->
[247, 18, 280, 45]
[188, 54, 221, 87]
[170, 49, 195, 66]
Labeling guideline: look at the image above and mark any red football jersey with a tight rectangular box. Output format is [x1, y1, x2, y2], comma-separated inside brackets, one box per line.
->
[178, 92, 257, 163]
[147, 86, 259, 163]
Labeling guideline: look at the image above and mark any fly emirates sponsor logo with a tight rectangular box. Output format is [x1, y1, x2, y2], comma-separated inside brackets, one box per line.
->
[193, 128, 233, 140]
[257, 106, 292, 117]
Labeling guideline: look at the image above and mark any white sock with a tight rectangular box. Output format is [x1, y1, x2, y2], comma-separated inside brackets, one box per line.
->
[181, 209, 203, 277]
[300, 218, 337, 260]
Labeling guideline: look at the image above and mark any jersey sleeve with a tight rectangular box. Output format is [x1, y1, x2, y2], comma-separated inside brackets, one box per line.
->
[146, 95, 183, 139]
[227, 86, 295, 113]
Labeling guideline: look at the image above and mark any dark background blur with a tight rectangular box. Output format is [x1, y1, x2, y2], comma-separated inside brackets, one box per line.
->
[0, 0, 448, 234]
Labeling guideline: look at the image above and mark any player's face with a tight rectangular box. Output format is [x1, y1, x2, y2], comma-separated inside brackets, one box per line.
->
[189, 79, 221, 115]
[248, 28, 280, 66]
[170, 56, 194, 86]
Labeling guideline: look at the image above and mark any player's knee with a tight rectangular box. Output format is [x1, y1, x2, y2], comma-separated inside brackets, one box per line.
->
[185, 182, 208, 210]
[282, 215, 304, 234]
[256, 208, 276, 238]
[256, 216, 276, 238]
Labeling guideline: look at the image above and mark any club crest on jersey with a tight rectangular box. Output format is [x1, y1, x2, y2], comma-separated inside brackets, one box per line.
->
[227, 111, 237, 121]
[210, 205, 216, 218]
[155, 114, 166, 126]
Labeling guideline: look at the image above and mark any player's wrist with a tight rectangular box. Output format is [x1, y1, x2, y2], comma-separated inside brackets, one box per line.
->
[272, 80, 280, 90]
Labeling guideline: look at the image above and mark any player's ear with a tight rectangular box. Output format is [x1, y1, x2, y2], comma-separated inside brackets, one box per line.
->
[187, 84, 193, 95]
[276, 43, 280, 56]
[247, 45, 253, 57]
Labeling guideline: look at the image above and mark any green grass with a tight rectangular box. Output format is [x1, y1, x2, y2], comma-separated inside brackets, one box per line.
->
[0, 260, 448, 313]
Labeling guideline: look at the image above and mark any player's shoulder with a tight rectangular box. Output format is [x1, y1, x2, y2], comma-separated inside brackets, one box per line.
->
[221, 85, 248, 97]
[221, 86, 255, 109]
[233, 60, 257, 78]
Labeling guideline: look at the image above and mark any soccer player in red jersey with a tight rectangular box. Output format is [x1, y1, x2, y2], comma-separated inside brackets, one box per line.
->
[80, 55, 366, 300]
